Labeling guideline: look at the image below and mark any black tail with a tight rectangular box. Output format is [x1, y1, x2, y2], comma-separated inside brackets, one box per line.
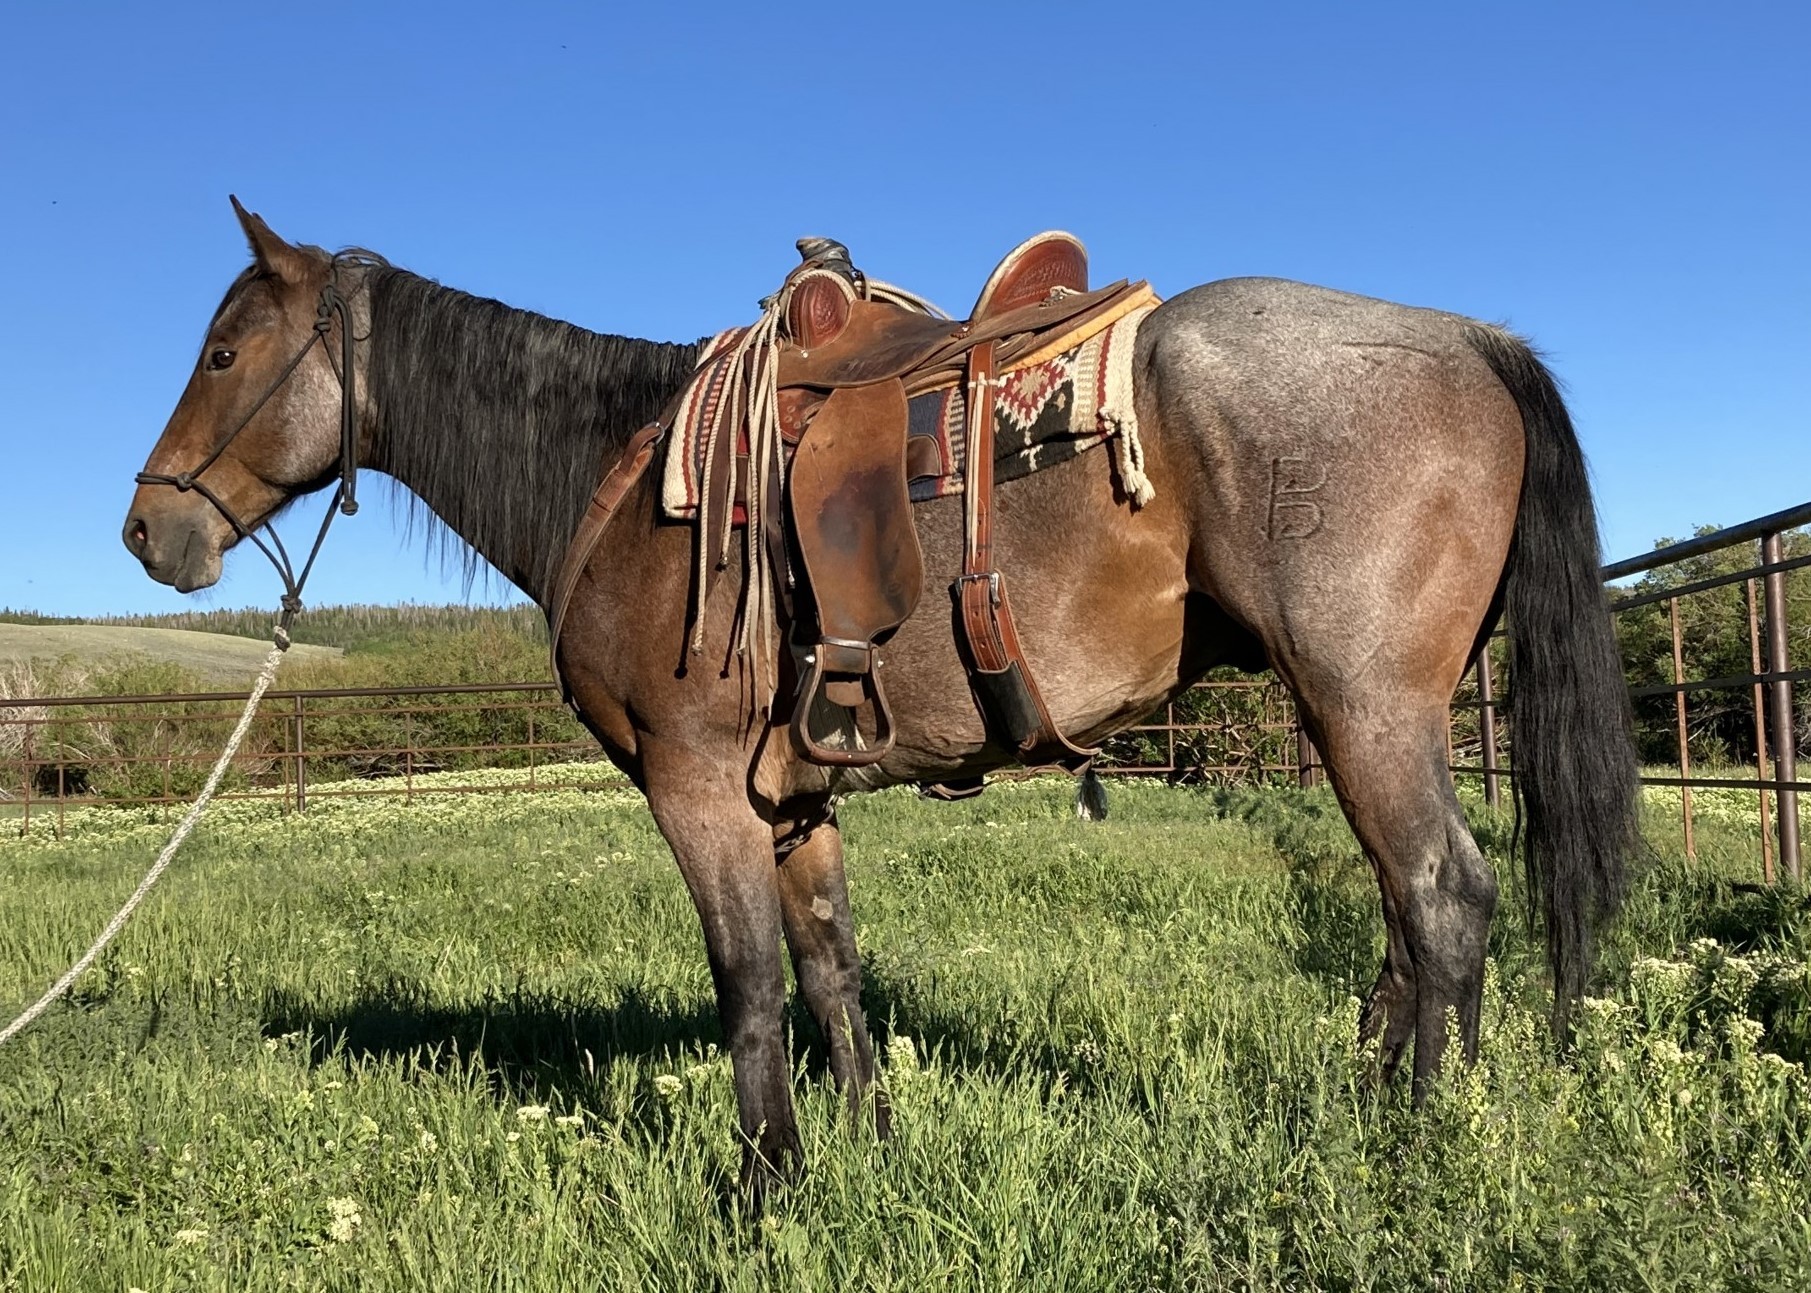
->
[1465, 324, 1638, 1019]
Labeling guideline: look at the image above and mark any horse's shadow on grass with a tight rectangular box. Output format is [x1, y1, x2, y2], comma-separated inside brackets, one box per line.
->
[262, 983, 723, 1107]
[260, 969, 1089, 1108]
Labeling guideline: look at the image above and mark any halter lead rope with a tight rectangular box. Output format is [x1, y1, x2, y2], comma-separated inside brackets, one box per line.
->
[0, 632, 290, 1050]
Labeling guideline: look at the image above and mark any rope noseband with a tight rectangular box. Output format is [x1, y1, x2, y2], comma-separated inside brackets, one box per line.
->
[134, 254, 375, 626]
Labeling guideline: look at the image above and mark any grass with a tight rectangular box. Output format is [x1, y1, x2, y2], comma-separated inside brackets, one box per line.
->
[1, 772, 1808, 1291]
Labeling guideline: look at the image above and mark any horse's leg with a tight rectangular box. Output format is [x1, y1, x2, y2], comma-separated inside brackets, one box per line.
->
[775, 816, 891, 1137]
[641, 743, 800, 1193]
[1307, 702, 1498, 1091]
[1357, 871, 1417, 1079]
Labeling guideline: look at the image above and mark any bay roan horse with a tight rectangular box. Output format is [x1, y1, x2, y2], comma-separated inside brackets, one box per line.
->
[124, 201, 1636, 1191]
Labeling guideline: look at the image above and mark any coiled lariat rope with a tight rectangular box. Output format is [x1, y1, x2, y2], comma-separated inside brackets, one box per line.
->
[0, 627, 291, 1049]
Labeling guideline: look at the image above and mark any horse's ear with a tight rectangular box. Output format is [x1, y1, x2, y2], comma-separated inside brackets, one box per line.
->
[229, 195, 309, 282]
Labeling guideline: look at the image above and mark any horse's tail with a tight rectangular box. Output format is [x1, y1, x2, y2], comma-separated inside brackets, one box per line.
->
[1464, 323, 1638, 1021]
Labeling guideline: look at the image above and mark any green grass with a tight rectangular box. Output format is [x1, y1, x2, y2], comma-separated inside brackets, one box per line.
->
[1, 773, 1808, 1291]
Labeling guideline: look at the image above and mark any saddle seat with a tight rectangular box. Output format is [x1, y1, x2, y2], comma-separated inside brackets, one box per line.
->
[775, 231, 1127, 397]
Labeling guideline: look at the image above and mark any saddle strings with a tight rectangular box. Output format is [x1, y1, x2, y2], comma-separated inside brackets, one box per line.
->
[687, 299, 786, 697]
[684, 266, 949, 707]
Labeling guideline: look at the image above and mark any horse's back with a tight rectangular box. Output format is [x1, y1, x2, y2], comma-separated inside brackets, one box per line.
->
[1141, 276, 1503, 396]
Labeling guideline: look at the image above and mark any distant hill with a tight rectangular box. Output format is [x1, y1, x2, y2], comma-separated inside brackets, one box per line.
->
[0, 602, 545, 654]
[0, 623, 342, 682]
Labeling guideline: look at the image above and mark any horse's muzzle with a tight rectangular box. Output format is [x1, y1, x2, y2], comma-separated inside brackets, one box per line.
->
[123, 507, 224, 592]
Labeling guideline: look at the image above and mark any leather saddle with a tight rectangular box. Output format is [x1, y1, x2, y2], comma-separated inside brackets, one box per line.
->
[551, 233, 1153, 772]
[767, 232, 1132, 768]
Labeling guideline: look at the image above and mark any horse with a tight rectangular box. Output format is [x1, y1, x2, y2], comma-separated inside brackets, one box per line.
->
[122, 200, 1637, 1193]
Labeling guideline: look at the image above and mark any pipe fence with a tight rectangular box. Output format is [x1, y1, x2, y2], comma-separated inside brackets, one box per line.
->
[1450, 500, 1807, 881]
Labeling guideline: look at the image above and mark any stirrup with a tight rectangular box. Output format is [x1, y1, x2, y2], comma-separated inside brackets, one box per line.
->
[791, 638, 897, 768]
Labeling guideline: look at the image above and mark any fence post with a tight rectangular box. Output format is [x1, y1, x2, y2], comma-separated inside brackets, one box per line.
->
[1477, 648, 1500, 810]
[279, 704, 291, 809]
[292, 693, 308, 814]
[1296, 718, 1320, 789]
[1748, 577, 1776, 885]
[20, 720, 31, 838]
[1669, 597, 1695, 860]
[1762, 531, 1801, 881]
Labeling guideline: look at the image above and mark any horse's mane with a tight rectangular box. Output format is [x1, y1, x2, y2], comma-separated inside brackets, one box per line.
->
[363, 268, 701, 603]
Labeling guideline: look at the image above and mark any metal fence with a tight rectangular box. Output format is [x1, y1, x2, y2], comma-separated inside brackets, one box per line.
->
[1452, 500, 1807, 881]
[0, 682, 596, 838]
[3, 504, 1803, 878]
[0, 672, 1316, 839]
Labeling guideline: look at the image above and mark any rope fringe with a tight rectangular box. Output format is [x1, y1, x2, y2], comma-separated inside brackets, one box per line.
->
[1110, 422, 1156, 508]
[0, 633, 289, 1050]
[1100, 306, 1155, 508]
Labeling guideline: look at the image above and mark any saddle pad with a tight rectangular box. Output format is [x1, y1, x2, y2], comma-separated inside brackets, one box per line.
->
[659, 305, 1154, 521]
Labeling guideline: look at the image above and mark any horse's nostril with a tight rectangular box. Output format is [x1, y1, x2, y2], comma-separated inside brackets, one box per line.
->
[124, 515, 150, 557]
[132, 520, 147, 546]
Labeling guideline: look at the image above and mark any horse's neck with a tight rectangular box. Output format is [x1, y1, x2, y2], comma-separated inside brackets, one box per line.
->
[368, 417, 565, 606]
[362, 269, 698, 608]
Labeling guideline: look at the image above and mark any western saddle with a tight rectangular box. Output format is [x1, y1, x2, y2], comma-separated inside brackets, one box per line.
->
[551, 233, 1156, 772]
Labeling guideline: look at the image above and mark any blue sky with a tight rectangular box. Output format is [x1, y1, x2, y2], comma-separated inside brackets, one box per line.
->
[1, 1, 1804, 617]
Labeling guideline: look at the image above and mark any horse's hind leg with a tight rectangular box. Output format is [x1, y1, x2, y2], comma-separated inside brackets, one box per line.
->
[776, 816, 891, 1137]
[1358, 874, 1418, 1079]
[1308, 703, 1498, 1091]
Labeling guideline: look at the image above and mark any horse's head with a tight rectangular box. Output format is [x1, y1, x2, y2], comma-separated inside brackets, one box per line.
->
[123, 198, 365, 593]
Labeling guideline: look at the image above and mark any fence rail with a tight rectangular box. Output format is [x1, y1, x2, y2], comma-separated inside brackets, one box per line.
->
[1451, 501, 1806, 882]
[4, 505, 1804, 879]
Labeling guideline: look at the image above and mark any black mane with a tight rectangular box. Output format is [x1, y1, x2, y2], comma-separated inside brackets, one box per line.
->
[365, 268, 700, 604]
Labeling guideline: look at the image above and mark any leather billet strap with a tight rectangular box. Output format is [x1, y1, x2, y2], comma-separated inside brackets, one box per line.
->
[547, 420, 664, 697]
[952, 342, 1095, 767]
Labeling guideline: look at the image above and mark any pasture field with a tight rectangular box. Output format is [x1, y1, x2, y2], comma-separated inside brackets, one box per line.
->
[2, 771, 1808, 1291]
[0, 625, 342, 683]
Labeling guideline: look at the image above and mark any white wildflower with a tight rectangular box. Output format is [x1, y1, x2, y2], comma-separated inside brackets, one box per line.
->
[325, 1196, 362, 1243]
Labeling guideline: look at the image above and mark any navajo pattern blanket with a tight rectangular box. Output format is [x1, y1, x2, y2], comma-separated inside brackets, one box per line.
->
[659, 304, 1155, 521]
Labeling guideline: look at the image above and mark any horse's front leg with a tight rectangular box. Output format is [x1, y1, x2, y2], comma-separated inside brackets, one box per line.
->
[643, 741, 799, 1196]
[777, 815, 891, 1138]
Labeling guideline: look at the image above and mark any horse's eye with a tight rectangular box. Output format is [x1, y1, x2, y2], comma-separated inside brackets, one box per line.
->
[207, 348, 237, 371]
